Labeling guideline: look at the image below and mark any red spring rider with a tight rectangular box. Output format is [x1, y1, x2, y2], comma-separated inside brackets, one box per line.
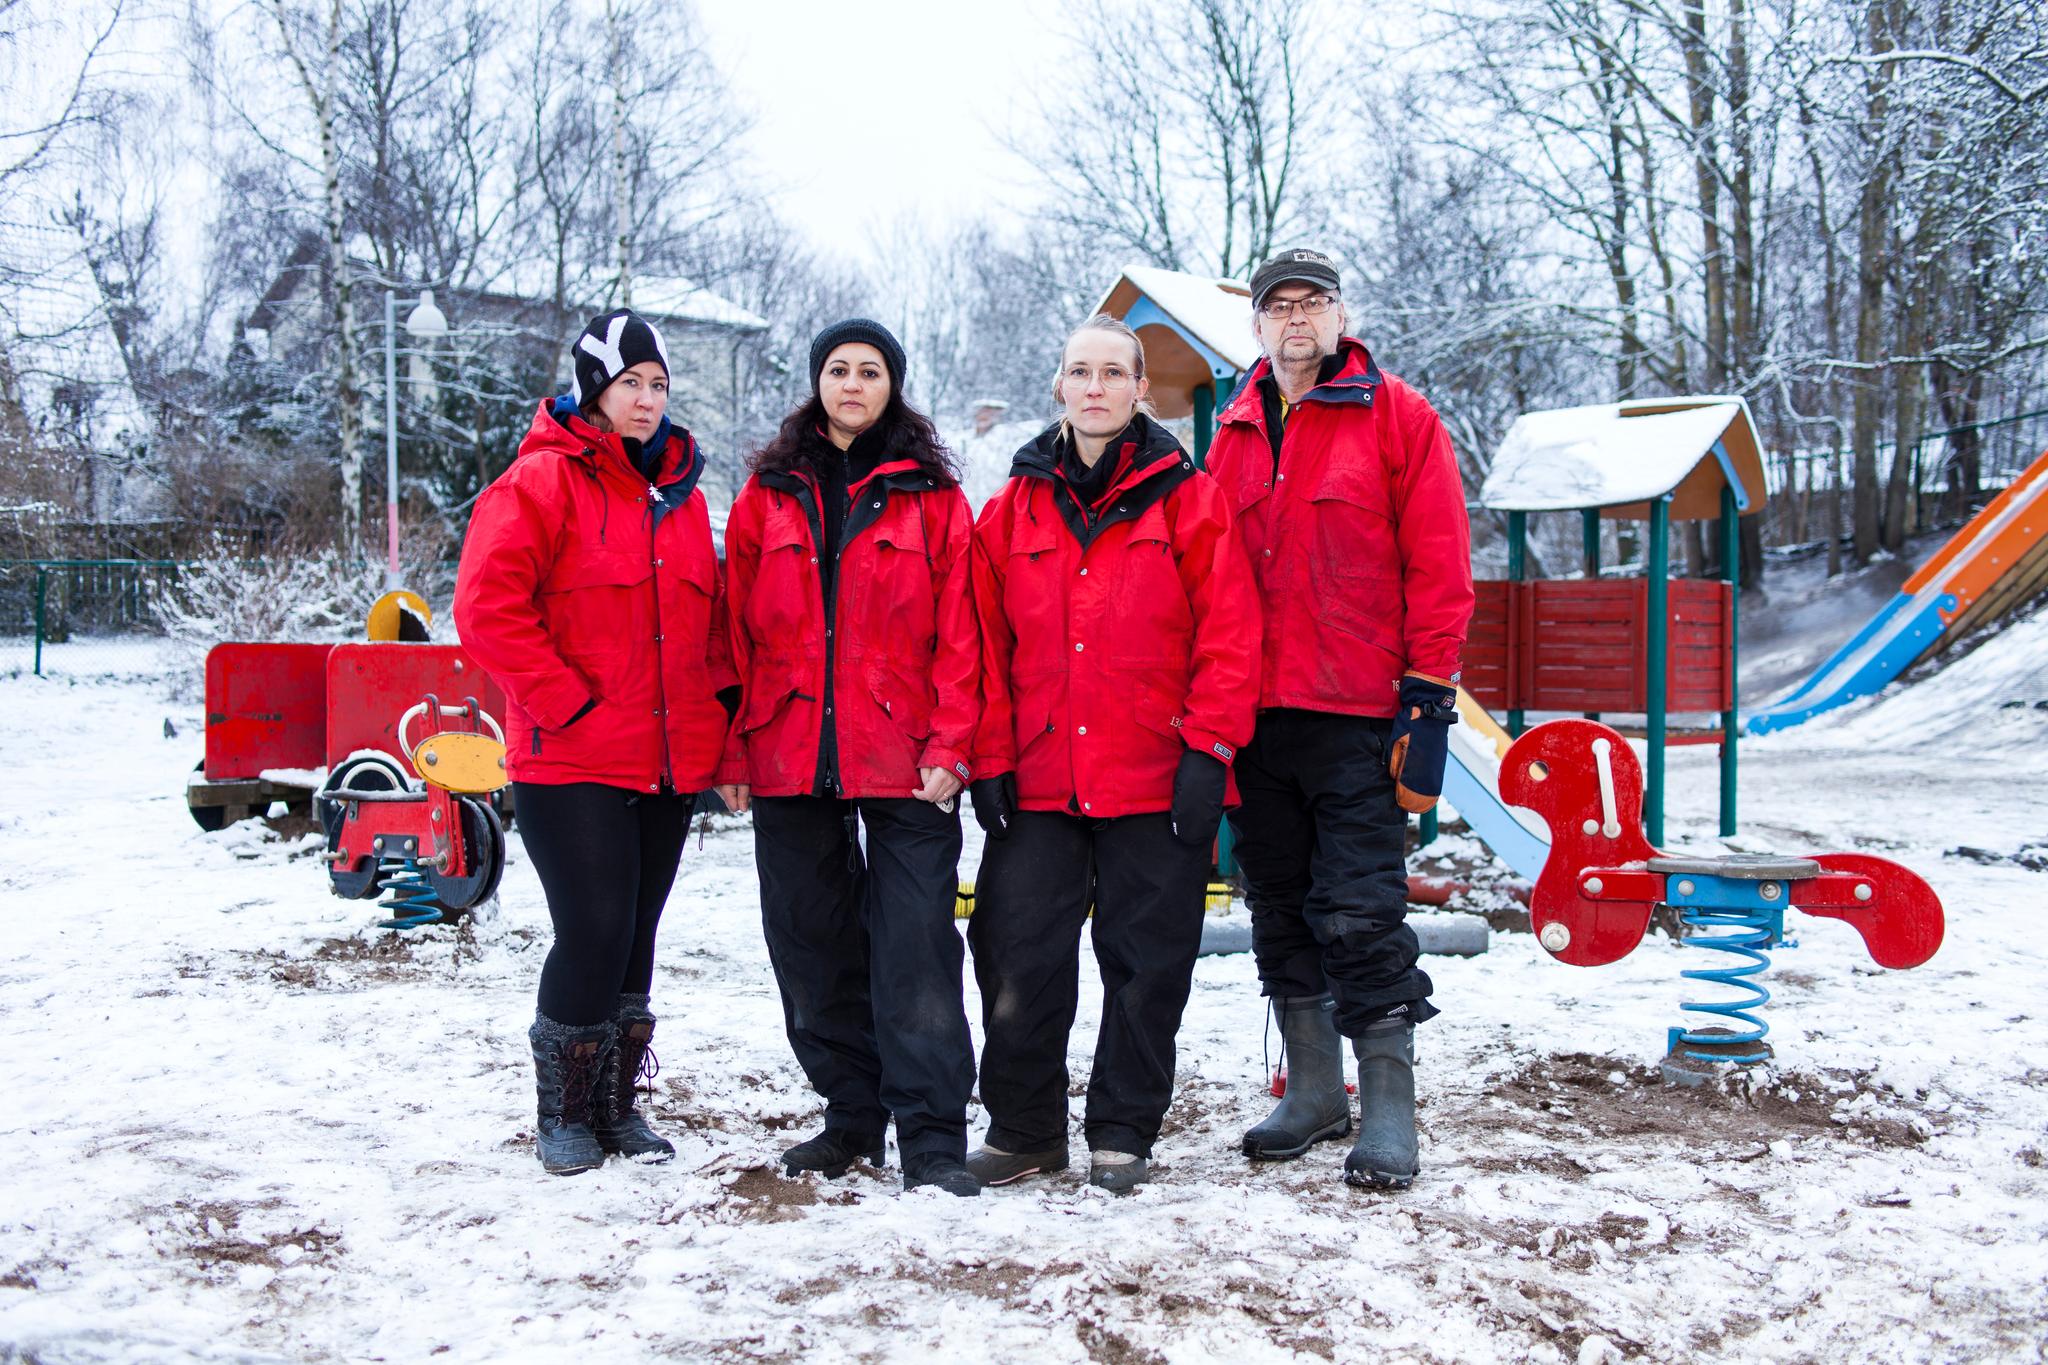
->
[1499, 719, 1943, 1072]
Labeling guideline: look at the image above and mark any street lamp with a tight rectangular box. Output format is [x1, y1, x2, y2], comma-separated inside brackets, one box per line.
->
[383, 289, 451, 588]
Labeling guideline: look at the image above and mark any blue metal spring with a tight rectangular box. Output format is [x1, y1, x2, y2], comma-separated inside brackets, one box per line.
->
[1674, 905, 1775, 1062]
[375, 858, 444, 930]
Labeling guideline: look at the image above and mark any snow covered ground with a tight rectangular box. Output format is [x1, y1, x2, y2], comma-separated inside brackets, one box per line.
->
[3, 613, 2047, 1363]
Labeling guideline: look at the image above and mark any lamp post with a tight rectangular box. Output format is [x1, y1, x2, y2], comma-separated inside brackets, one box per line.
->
[384, 288, 451, 588]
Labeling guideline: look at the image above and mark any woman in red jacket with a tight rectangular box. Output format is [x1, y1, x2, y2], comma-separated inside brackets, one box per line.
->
[716, 319, 981, 1197]
[965, 315, 1260, 1193]
[454, 309, 735, 1175]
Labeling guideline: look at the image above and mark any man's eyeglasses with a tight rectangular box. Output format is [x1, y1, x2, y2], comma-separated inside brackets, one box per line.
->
[1258, 293, 1338, 320]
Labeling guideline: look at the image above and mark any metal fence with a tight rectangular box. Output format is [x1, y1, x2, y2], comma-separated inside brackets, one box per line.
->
[1756, 407, 2048, 549]
[0, 560, 185, 677]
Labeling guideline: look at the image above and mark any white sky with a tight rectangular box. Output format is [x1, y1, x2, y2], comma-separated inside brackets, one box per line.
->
[696, 0, 1066, 263]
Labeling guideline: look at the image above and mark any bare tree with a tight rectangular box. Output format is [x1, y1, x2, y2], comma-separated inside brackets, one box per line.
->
[1018, 0, 1330, 280]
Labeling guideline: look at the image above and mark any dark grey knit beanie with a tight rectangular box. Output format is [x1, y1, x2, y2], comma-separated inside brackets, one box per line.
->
[809, 318, 906, 393]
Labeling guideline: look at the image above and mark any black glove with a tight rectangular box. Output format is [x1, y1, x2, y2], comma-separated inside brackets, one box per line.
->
[970, 773, 1016, 840]
[1389, 673, 1459, 814]
[1169, 749, 1229, 847]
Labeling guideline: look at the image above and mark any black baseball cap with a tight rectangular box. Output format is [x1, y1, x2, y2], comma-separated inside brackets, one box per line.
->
[1249, 249, 1342, 308]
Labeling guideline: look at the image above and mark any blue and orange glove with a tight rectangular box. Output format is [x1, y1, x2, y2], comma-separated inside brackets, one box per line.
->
[1389, 673, 1459, 814]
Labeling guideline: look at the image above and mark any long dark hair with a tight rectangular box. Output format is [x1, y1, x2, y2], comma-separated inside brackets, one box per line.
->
[749, 387, 961, 484]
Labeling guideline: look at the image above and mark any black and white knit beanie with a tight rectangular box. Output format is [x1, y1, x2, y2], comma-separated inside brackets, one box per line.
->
[570, 308, 671, 410]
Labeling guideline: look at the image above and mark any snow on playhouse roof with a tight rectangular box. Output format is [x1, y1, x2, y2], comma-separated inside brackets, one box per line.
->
[1481, 396, 1770, 521]
[1095, 265, 1261, 419]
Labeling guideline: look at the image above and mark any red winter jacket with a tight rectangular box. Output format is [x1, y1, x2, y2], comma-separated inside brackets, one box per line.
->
[454, 398, 736, 792]
[1205, 339, 1474, 717]
[971, 415, 1260, 818]
[718, 443, 979, 798]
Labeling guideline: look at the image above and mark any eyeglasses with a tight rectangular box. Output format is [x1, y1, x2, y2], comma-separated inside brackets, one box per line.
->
[1062, 365, 1135, 391]
[1258, 293, 1338, 320]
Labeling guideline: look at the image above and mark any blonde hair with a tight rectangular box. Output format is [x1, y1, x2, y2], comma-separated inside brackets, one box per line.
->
[1053, 314, 1158, 445]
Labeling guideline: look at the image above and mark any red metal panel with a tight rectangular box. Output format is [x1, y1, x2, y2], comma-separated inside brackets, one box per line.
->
[203, 643, 335, 780]
[325, 643, 508, 775]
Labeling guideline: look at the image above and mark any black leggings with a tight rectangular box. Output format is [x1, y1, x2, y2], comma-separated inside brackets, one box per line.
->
[512, 782, 694, 1026]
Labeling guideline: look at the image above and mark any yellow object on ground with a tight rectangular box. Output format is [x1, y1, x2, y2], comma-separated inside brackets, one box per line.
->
[953, 880, 1238, 919]
[367, 590, 433, 642]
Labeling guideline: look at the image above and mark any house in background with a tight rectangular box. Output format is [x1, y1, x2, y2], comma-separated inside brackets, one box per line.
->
[245, 238, 769, 495]
[0, 216, 157, 523]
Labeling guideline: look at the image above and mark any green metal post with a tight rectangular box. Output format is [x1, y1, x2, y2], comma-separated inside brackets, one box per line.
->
[1419, 807, 1439, 849]
[1720, 483, 1740, 837]
[1507, 510, 1527, 737]
[1646, 498, 1670, 846]
[33, 566, 47, 676]
[1192, 382, 1216, 469]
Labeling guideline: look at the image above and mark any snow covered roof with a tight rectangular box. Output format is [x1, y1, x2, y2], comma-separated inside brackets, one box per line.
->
[1096, 265, 1261, 420]
[481, 259, 767, 332]
[1480, 396, 1770, 520]
[0, 217, 150, 454]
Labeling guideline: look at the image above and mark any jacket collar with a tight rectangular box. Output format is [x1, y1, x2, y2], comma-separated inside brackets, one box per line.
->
[1010, 411, 1187, 499]
[528, 395, 703, 501]
[1220, 337, 1382, 425]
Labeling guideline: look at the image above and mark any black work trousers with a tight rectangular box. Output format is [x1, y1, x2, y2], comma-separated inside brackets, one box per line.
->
[967, 810, 1209, 1158]
[1226, 708, 1438, 1038]
[513, 781, 695, 1026]
[751, 795, 975, 1162]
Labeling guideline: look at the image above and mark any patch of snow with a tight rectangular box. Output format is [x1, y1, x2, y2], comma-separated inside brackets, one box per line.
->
[2, 657, 2045, 1361]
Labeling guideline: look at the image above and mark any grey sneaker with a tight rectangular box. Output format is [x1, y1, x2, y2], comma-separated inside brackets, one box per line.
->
[1087, 1149, 1149, 1194]
[965, 1142, 1069, 1187]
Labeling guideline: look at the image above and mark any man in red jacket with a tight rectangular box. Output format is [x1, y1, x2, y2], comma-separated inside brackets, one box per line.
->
[1204, 249, 1474, 1189]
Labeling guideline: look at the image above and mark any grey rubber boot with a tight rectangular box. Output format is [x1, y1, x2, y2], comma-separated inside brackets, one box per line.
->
[594, 1004, 675, 1162]
[1087, 1150, 1149, 1194]
[529, 1014, 612, 1175]
[1344, 1021, 1419, 1188]
[1242, 995, 1353, 1160]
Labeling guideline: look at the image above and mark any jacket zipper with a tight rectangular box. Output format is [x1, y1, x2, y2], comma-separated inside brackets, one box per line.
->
[648, 485, 675, 793]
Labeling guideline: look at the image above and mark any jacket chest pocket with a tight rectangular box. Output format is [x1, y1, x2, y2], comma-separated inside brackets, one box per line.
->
[1309, 464, 1397, 581]
[744, 504, 819, 644]
[1002, 514, 1066, 667]
[541, 549, 649, 661]
[864, 519, 937, 647]
[1306, 463, 1401, 650]
[1107, 510, 1191, 665]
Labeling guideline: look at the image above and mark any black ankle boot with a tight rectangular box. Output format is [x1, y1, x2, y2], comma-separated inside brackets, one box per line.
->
[783, 1128, 886, 1178]
[1242, 994, 1353, 1160]
[594, 1005, 675, 1163]
[902, 1152, 980, 1197]
[1345, 1021, 1419, 1188]
[529, 1014, 611, 1175]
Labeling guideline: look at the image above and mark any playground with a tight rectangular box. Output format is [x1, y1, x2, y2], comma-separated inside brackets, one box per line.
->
[2, 540, 2046, 1359]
